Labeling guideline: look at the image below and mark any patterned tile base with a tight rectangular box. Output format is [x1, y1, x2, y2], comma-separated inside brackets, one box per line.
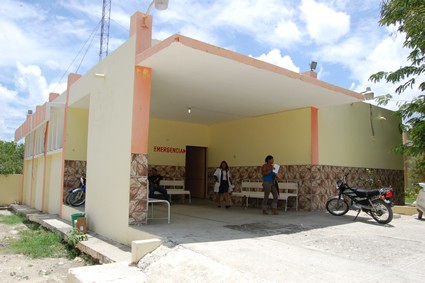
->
[129, 153, 149, 225]
[208, 165, 404, 211]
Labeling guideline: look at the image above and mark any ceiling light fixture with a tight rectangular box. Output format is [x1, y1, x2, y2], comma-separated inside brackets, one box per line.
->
[361, 87, 375, 100]
[188, 107, 191, 114]
[146, 0, 169, 15]
[94, 73, 105, 78]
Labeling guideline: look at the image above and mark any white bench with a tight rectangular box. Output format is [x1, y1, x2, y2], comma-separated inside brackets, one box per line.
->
[232, 180, 299, 211]
[147, 183, 170, 224]
[155, 179, 191, 204]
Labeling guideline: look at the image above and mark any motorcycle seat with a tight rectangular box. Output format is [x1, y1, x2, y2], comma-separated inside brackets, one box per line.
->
[351, 187, 381, 197]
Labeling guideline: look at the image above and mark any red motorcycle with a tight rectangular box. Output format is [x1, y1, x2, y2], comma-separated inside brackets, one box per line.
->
[326, 174, 393, 224]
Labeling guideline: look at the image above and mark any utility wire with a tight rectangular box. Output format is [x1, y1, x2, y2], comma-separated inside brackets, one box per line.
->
[75, 21, 102, 73]
[51, 20, 102, 94]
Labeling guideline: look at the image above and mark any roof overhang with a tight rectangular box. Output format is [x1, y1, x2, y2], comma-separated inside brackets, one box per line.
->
[137, 34, 364, 124]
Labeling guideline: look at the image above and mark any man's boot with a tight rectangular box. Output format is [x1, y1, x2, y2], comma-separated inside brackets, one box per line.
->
[272, 208, 279, 215]
[262, 209, 269, 215]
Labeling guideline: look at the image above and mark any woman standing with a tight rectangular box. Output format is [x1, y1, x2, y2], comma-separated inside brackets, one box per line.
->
[214, 161, 234, 208]
[261, 155, 279, 215]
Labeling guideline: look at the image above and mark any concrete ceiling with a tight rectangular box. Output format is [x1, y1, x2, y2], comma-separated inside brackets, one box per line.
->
[138, 39, 363, 125]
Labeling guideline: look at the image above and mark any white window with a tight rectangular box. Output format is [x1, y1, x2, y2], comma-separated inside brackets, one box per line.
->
[34, 123, 46, 156]
[24, 133, 34, 158]
[48, 107, 64, 152]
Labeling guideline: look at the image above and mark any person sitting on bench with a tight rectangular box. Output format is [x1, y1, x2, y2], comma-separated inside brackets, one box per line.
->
[148, 168, 169, 201]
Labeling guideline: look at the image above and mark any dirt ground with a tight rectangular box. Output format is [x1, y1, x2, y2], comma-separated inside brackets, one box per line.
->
[0, 209, 87, 283]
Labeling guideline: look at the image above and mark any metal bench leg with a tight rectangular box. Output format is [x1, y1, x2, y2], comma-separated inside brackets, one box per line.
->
[166, 201, 170, 224]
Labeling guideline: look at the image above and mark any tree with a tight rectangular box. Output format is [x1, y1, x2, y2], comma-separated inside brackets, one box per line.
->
[369, 0, 425, 175]
[0, 140, 24, 175]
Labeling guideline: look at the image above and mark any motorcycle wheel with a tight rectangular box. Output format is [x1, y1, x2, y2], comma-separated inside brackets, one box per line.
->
[68, 190, 83, 206]
[370, 199, 393, 224]
[72, 192, 86, 207]
[326, 197, 349, 216]
[64, 193, 73, 205]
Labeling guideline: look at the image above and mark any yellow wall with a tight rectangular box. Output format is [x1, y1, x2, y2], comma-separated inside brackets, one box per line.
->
[319, 102, 403, 169]
[148, 118, 209, 165]
[70, 37, 152, 244]
[45, 152, 63, 214]
[65, 108, 89, 161]
[0, 174, 22, 206]
[22, 160, 32, 206]
[33, 157, 44, 211]
[209, 108, 311, 167]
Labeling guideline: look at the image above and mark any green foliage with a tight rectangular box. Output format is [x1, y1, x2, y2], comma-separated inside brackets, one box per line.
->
[369, 0, 425, 173]
[66, 228, 88, 247]
[0, 140, 24, 175]
[3, 223, 76, 259]
[0, 214, 25, 225]
[392, 98, 425, 168]
[1, 214, 96, 264]
[405, 183, 422, 204]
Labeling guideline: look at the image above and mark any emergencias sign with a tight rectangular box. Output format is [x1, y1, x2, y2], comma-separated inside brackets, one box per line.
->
[153, 146, 186, 154]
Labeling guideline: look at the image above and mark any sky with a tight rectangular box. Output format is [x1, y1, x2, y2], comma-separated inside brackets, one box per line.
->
[0, 0, 422, 141]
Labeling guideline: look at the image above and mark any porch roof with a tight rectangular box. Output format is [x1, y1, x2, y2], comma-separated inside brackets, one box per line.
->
[137, 34, 364, 125]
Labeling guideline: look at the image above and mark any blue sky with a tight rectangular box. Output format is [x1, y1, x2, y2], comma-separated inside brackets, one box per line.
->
[0, 0, 422, 141]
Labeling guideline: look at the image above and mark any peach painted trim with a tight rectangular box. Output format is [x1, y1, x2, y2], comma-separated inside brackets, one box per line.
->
[130, 12, 152, 56]
[41, 122, 49, 212]
[311, 107, 318, 165]
[59, 73, 81, 217]
[49, 92, 59, 102]
[15, 92, 59, 141]
[131, 66, 152, 153]
[136, 34, 364, 101]
[15, 103, 47, 141]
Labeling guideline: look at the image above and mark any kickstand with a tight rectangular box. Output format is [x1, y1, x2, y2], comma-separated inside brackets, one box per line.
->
[353, 209, 361, 221]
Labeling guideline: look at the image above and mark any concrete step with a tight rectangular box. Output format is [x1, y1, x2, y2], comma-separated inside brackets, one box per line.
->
[10, 204, 132, 265]
[393, 205, 418, 216]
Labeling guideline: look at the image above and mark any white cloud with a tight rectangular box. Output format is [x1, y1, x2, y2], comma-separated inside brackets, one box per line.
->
[0, 0, 421, 140]
[252, 49, 300, 73]
[300, 0, 350, 44]
[361, 36, 422, 110]
[0, 63, 60, 140]
[268, 20, 303, 48]
[15, 63, 49, 102]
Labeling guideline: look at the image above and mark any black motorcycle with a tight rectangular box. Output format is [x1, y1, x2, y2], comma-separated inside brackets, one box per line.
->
[65, 176, 86, 207]
[326, 174, 394, 224]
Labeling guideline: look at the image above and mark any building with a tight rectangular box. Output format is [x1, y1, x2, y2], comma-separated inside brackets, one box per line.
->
[14, 11, 403, 247]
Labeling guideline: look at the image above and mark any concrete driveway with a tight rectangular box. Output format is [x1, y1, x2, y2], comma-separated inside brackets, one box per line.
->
[131, 201, 425, 283]
[66, 200, 425, 282]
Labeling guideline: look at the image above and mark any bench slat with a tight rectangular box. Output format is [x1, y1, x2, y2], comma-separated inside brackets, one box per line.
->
[156, 179, 191, 204]
[234, 180, 299, 211]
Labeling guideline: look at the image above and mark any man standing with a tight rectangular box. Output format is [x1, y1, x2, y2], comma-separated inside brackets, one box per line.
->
[261, 155, 279, 215]
[148, 168, 169, 201]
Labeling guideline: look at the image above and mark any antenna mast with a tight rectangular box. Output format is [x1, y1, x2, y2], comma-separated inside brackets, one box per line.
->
[99, 0, 111, 61]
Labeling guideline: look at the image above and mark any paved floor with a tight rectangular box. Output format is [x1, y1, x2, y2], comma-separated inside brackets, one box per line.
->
[131, 201, 425, 283]
[12, 201, 425, 282]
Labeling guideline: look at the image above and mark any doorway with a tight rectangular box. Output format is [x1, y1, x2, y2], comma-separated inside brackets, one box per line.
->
[185, 146, 207, 198]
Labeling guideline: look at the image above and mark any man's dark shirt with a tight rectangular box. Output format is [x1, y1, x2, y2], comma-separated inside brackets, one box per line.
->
[148, 174, 162, 186]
